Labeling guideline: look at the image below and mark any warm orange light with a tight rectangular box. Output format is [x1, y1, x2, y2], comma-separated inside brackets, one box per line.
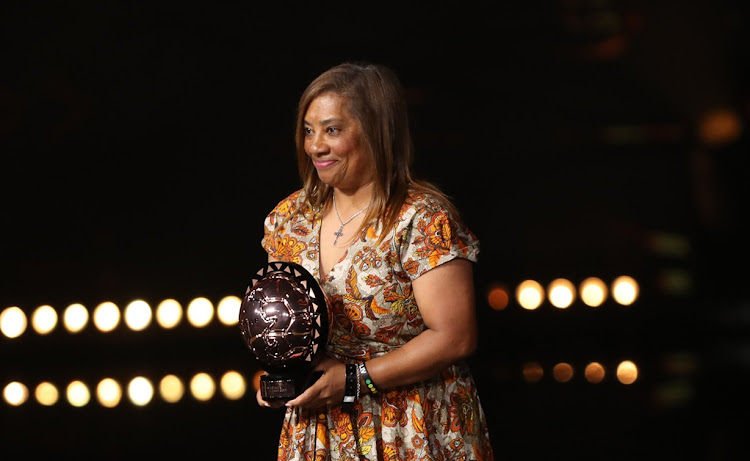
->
[487, 284, 510, 311]
[552, 363, 574, 383]
[698, 108, 742, 147]
[584, 362, 606, 383]
[522, 362, 544, 383]
[252, 370, 265, 394]
[616, 360, 639, 384]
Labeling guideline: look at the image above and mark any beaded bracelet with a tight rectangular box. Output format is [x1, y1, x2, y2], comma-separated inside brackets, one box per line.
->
[354, 363, 361, 401]
[358, 362, 379, 395]
[343, 363, 358, 412]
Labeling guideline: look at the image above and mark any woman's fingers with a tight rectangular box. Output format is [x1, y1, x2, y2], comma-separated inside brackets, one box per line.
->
[256, 388, 285, 408]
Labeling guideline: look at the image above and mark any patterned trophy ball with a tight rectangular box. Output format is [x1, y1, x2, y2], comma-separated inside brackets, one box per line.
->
[241, 271, 314, 368]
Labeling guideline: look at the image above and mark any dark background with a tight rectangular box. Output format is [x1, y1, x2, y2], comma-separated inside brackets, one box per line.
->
[1, 1, 748, 459]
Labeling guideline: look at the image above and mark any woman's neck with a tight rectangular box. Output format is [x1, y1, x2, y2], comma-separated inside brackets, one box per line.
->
[332, 181, 374, 211]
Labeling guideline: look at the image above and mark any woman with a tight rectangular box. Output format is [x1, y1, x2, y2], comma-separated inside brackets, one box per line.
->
[258, 61, 494, 460]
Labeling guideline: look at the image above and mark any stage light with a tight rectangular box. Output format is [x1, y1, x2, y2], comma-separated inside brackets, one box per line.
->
[612, 276, 639, 306]
[698, 107, 742, 147]
[548, 278, 576, 309]
[127, 376, 154, 406]
[35, 381, 59, 406]
[217, 295, 241, 326]
[32, 304, 58, 335]
[516, 280, 544, 310]
[159, 374, 185, 403]
[190, 372, 216, 401]
[63, 303, 89, 333]
[580, 277, 608, 307]
[616, 360, 638, 384]
[220, 370, 246, 400]
[3, 381, 29, 406]
[124, 299, 153, 331]
[97, 378, 123, 408]
[521, 361, 544, 383]
[67, 380, 91, 407]
[0, 306, 27, 339]
[552, 362, 574, 383]
[252, 370, 264, 393]
[584, 362, 606, 383]
[187, 297, 214, 328]
[487, 284, 510, 311]
[156, 299, 183, 329]
[93, 302, 121, 332]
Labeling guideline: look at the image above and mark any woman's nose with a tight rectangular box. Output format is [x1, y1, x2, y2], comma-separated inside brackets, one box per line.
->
[307, 135, 328, 155]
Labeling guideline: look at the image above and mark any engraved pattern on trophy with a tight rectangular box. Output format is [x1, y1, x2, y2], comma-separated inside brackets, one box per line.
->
[238, 262, 330, 400]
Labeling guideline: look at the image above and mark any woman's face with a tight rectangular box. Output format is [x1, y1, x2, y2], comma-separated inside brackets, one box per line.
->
[303, 93, 373, 193]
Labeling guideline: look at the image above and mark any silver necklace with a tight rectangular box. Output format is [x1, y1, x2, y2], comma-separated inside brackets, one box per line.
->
[332, 194, 370, 245]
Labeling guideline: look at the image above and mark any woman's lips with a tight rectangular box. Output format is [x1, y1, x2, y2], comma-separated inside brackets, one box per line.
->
[314, 160, 336, 169]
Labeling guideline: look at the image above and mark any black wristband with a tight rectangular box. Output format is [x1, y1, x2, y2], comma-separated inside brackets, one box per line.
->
[343, 363, 357, 412]
[358, 362, 379, 395]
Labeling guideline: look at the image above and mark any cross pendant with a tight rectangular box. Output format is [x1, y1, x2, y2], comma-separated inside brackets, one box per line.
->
[333, 226, 344, 245]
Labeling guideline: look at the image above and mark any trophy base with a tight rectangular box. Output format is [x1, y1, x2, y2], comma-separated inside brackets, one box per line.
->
[260, 374, 297, 401]
[260, 370, 323, 401]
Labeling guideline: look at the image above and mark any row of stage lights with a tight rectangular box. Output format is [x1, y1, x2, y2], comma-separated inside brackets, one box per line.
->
[0, 295, 243, 339]
[2, 359, 641, 408]
[488, 275, 640, 311]
[0, 275, 641, 339]
[3, 370, 253, 409]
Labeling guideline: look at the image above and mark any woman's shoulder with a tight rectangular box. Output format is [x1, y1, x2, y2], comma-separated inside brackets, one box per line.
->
[396, 190, 480, 266]
[403, 190, 458, 219]
[268, 188, 307, 214]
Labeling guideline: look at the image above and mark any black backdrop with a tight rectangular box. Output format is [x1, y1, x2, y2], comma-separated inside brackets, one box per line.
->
[2, 2, 749, 459]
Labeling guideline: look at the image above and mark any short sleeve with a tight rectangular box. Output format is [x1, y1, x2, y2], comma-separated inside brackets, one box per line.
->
[260, 190, 303, 259]
[399, 196, 479, 280]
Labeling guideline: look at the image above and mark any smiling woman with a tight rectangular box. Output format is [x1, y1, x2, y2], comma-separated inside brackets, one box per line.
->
[254, 61, 495, 460]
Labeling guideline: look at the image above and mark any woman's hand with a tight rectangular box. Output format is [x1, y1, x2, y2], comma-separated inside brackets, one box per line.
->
[256, 387, 286, 408]
[283, 357, 346, 410]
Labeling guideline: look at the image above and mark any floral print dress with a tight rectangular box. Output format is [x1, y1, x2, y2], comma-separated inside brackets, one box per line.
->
[261, 189, 494, 461]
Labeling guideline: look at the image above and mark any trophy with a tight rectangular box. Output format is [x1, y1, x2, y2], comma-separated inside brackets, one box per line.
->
[238, 261, 331, 401]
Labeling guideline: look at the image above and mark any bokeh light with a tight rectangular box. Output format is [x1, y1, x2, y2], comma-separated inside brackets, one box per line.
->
[187, 297, 214, 328]
[32, 304, 58, 335]
[580, 277, 608, 307]
[159, 374, 185, 403]
[217, 296, 241, 326]
[0, 306, 27, 339]
[96, 378, 123, 408]
[93, 302, 121, 333]
[548, 278, 576, 308]
[617, 360, 639, 384]
[128, 376, 154, 406]
[190, 372, 216, 402]
[612, 276, 639, 306]
[63, 303, 89, 333]
[124, 300, 153, 331]
[516, 280, 545, 310]
[156, 299, 183, 329]
[35, 382, 59, 406]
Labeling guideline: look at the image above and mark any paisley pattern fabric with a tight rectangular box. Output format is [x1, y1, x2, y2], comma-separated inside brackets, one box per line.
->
[262, 189, 494, 461]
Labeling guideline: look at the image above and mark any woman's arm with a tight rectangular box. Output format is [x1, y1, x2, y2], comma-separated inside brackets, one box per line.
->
[284, 257, 478, 409]
[362, 258, 478, 388]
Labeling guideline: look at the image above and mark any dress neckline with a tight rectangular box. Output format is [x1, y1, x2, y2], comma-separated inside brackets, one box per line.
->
[317, 214, 364, 282]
